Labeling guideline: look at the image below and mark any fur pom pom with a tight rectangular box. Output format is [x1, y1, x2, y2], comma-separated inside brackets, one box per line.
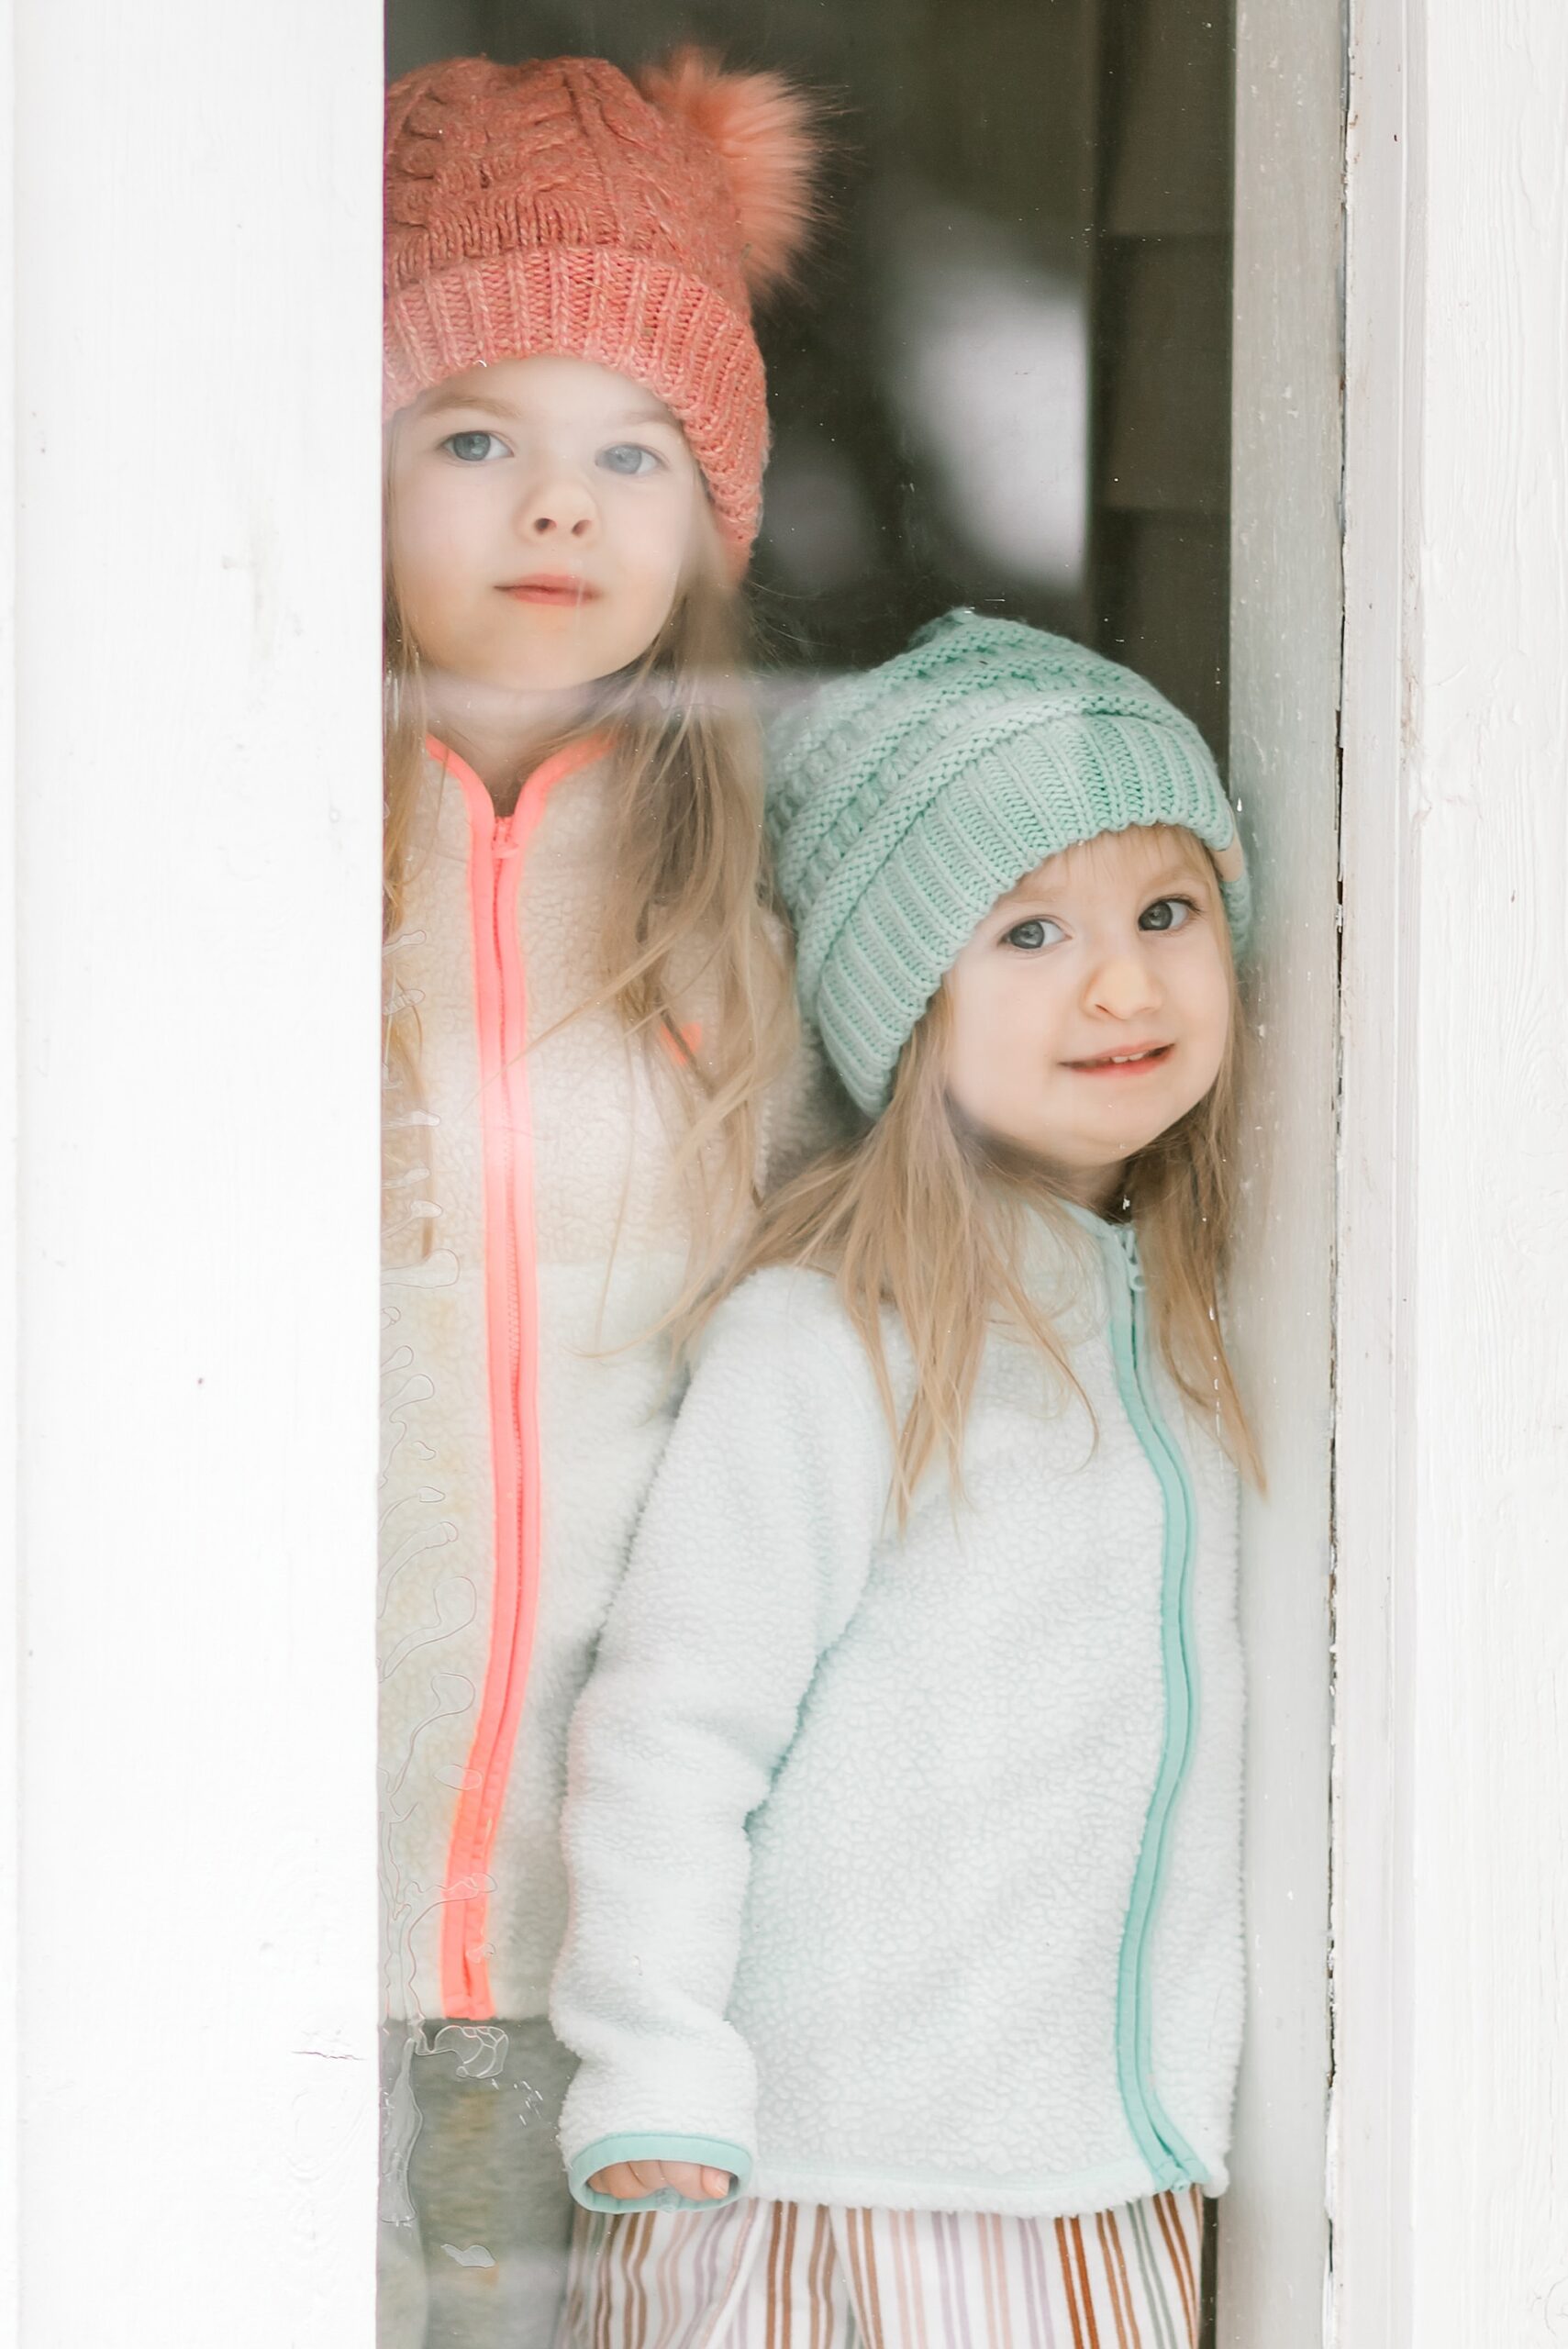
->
[639, 49, 821, 296]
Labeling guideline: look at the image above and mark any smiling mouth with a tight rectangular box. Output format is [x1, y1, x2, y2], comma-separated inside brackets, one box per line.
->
[499, 576, 600, 605]
[1066, 1043, 1174, 1074]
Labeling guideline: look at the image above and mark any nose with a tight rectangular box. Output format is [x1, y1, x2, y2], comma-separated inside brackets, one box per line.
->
[1086, 947, 1162, 1021]
[515, 468, 598, 543]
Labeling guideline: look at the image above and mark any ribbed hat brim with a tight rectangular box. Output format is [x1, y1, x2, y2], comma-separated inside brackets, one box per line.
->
[384, 247, 767, 557]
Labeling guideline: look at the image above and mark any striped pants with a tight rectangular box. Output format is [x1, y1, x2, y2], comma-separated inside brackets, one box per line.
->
[558, 2188, 1207, 2349]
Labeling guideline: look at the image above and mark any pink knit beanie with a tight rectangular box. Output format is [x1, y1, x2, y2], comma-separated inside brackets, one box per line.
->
[384, 52, 821, 563]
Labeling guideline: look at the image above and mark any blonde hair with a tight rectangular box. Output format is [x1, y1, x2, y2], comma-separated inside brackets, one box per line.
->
[705, 844, 1258, 1522]
[382, 487, 795, 1303]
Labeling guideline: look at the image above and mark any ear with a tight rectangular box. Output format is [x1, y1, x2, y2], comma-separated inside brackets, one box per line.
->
[639, 49, 822, 297]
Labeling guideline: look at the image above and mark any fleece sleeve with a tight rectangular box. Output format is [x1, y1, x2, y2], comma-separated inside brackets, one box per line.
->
[550, 1275, 890, 2213]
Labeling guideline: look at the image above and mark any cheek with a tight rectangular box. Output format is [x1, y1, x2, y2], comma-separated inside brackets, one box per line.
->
[1199, 948, 1234, 1048]
[388, 487, 481, 655]
[586, 488, 703, 662]
[1178, 950, 1233, 1088]
[618, 477, 702, 584]
[595, 573, 683, 662]
[945, 968, 1059, 1121]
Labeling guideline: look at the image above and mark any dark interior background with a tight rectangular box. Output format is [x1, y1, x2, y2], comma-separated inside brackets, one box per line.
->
[386, 0, 1233, 762]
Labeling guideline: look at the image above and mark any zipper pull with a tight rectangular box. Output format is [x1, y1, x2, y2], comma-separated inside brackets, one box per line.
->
[1111, 1222, 1146, 1293]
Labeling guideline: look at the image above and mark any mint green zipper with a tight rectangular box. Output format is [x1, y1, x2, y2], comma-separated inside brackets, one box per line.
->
[1102, 1222, 1206, 2191]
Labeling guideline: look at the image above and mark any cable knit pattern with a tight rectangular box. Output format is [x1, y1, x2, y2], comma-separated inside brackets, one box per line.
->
[384, 55, 820, 558]
[551, 1238, 1244, 2219]
[765, 611, 1251, 1113]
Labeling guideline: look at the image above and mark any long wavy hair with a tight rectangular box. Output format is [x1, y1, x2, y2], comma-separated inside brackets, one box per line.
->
[700, 837, 1259, 1522]
[382, 487, 795, 1303]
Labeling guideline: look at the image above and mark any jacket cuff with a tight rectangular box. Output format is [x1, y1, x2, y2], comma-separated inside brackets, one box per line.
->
[568, 2133, 753, 2214]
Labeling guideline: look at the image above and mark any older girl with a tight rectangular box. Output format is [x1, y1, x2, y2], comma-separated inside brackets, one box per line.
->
[551, 611, 1255, 2345]
[377, 51, 825, 2347]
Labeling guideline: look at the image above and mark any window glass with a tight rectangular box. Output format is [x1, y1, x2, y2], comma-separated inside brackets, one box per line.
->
[387, 0, 1231, 732]
[381, 6, 1235, 2343]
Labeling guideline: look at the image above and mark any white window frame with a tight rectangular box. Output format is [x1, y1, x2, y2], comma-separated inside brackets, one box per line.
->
[1334, 1, 1568, 2342]
[6, 2, 385, 2341]
[6, 4, 1567, 2343]
[1, 0, 18, 2335]
[1219, 0, 1343, 2338]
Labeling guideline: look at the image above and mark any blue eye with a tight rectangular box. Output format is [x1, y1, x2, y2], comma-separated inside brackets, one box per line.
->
[441, 430, 509, 463]
[1003, 917, 1064, 951]
[597, 443, 662, 477]
[1139, 896, 1195, 933]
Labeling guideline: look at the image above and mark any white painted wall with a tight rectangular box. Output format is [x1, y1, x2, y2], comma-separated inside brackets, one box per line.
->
[1, 0, 19, 2335]
[1335, 1, 1568, 2342]
[1222, 3, 1342, 2341]
[9, 3, 384, 2341]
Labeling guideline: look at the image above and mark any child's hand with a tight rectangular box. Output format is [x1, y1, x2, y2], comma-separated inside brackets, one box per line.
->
[587, 2158, 733, 2202]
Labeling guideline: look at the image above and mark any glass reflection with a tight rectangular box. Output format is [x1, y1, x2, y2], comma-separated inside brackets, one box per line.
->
[380, 7, 1236, 2346]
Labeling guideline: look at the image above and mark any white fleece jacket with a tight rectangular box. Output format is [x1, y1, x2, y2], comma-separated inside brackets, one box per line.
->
[379, 740, 838, 2027]
[551, 1217, 1244, 2220]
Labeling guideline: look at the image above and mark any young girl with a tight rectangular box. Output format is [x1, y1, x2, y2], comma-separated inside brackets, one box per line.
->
[377, 52, 825, 2348]
[550, 610, 1255, 2344]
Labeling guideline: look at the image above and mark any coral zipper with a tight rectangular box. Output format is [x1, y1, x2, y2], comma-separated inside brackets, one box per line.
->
[431, 733, 606, 2020]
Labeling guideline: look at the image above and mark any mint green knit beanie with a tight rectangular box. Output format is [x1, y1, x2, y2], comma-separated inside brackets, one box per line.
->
[766, 609, 1251, 1117]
